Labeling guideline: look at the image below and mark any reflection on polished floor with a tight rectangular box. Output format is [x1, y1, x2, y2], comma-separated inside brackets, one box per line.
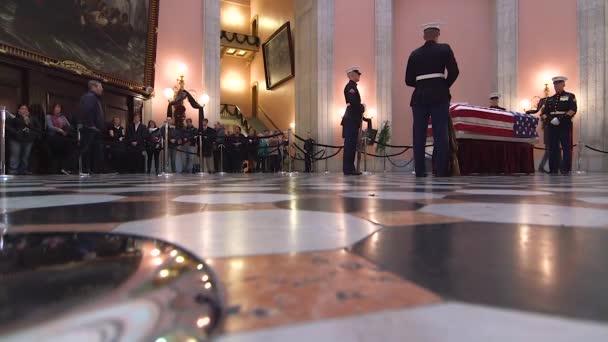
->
[2, 173, 608, 341]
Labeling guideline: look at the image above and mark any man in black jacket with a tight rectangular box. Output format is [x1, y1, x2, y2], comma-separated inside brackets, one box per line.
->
[406, 23, 459, 177]
[341, 66, 365, 176]
[126, 114, 147, 173]
[78, 80, 106, 174]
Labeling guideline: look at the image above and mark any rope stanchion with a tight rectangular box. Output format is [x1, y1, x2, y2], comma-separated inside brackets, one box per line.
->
[0, 106, 12, 180]
[197, 135, 206, 176]
[159, 122, 172, 177]
[218, 144, 226, 176]
[76, 125, 91, 178]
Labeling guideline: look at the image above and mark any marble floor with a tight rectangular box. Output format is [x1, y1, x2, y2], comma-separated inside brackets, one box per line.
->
[2, 172, 608, 341]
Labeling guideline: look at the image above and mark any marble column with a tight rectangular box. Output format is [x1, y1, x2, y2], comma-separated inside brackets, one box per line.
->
[577, 0, 608, 172]
[203, 0, 221, 124]
[295, 0, 336, 171]
[375, 0, 392, 131]
[374, 0, 392, 172]
[495, 0, 518, 111]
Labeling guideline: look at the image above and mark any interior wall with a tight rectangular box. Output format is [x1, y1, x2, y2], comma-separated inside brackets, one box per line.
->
[221, 56, 252, 115]
[250, 0, 295, 131]
[221, 0, 251, 34]
[392, 0, 495, 147]
[152, 0, 204, 126]
[518, 0, 579, 157]
[333, 0, 376, 145]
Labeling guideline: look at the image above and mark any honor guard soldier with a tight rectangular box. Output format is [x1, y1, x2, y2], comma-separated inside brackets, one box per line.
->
[541, 76, 577, 175]
[489, 93, 506, 110]
[406, 22, 459, 177]
[341, 66, 365, 176]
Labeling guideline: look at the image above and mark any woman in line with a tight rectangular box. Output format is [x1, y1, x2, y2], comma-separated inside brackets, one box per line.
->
[46, 103, 77, 174]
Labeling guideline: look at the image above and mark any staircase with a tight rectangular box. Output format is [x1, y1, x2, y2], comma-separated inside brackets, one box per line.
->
[220, 104, 268, 133]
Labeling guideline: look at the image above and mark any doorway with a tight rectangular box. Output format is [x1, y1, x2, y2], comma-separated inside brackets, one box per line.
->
[251, 83, 258, 118]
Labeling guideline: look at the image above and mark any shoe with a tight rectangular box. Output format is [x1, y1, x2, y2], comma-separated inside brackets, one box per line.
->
[61, 169, 71, 175]
[344, 171, 362, 176]
[416, 173, 427, 178]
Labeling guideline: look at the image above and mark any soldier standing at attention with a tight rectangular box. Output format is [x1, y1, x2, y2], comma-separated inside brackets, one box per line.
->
[341, 66, 365, 176]
[406, 22, 459, 177]
[542, 76, 577, 175]
[489, 93, 506, 110]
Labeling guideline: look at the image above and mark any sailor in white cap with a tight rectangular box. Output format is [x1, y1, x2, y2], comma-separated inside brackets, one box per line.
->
[340, 66, 365, 175]
[541, 76, 577, 174]
[489, 93, 506, 110]
[405, 22, 460, 177]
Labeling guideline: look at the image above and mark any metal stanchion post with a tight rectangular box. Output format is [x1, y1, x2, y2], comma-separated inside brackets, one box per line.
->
[77, 125, 90, 178]
[362, 133, 372, 176]
[159, 122, 173, 177]
[324, 156, 330, 174]
[0, 106, 13, 180]
[218, 144, 226, 176]
[197, 134, 206, 176]
[383, 149, 388, 173]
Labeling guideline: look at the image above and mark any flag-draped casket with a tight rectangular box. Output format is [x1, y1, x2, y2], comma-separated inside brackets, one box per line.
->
[427, 104, 539, 142]
[426, 104, 539, 175]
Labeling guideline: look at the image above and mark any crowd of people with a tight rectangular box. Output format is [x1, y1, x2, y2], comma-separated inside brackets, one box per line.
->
[4, 105, 292, 176]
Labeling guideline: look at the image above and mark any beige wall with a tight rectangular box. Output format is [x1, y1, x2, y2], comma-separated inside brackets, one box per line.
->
[221, 0, 251, 34]
[392, 0, 495, 147]
[221, 56, 252, 115]
[152, 0, 204, 126]
[333, 0, 376, 145]
[250, 0, 295, 131]
[518, 0, 579, 156]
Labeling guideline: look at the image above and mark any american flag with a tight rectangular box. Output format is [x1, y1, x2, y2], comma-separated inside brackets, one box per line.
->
[427, 104, 539, 139]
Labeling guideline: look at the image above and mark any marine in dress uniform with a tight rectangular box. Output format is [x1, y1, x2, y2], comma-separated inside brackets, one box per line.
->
[341, 66, 365, 176]
[489, 93, 506, 110]
[541, 76, 577, 174]
[405, 22, 459, 177]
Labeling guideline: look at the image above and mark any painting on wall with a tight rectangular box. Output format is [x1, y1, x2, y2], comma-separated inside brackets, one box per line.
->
[262, 22, 295, 90]
[0, 0, 159, 92]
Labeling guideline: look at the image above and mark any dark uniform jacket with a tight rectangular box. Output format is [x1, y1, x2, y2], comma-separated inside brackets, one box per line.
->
[405, 41, 460, 106]
[541, 91, 577, 122]
[341, 80, 365, 128]
[490, 105, 506, 111]
[78, 91, 105, 130]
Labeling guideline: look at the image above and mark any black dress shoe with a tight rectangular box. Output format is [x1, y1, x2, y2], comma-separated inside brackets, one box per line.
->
[344, 171, 363, 176]
[415, 173, 427, 178]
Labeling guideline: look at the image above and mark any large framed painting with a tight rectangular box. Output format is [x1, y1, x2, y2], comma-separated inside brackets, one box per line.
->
[262, 22, 294, 90]
[0, 0, 159, 93]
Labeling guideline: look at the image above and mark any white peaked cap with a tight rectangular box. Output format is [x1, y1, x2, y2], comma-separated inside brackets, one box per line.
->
[552, 76, 568, 83]
[421, 22, 441, 31]
[345, 66, 362, 75]
[489, 92, 501, 99]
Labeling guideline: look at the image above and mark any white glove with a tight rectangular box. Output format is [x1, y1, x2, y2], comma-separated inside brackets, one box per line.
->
[551, 117, 560, 126]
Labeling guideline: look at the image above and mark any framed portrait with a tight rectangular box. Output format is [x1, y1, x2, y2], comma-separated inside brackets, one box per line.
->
[0, 0, 159, 93]
[262, 22, 295, 90]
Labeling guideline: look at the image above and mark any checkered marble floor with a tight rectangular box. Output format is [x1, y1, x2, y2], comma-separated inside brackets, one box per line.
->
[2, 173, 608, 341]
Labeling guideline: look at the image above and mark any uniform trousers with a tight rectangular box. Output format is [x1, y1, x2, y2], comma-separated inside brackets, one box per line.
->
[342, 120, 359, 174]
[412, 103, 450, 177]
[548, 118, 572, 174]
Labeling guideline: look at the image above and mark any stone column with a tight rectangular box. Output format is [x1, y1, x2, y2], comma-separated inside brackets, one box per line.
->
[375, 0, 392, 131]
[203, 0, 221, 123]
[295, 0, 336, 171]
[495, 0, 518, 111]
[577, 0, 608, 172]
